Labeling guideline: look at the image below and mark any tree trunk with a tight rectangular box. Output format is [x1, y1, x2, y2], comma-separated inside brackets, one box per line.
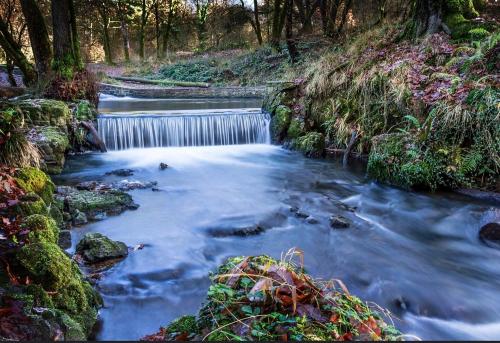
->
[120, 19, 130, 62]
[68, 0, 82, 68]
[5, 57, 17, 87]
[285, 0, 298, 63]
[413, 0, 443, 36]
[51, 0, 80, 77]
[253, 0, 263, 45]
[327, 0, 341, 36]
[336, 0, 352, 35]
[0, 18, 36, 85]
[19, 0, 52, 80]
[139, 0, 147, 60]
[161, 0, 175, 58]
[154, 1, 160, 59]
[98, 7, 113, 64]
[270, 0, 286, 50]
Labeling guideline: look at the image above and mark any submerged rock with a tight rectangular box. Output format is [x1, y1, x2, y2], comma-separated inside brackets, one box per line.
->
[207, 225, 265, 238]
[330, 215, 350, 228]
[76, 179, 157, 192]
[159, 162, 169, 170]
[479, 223, 500, 246]
[76, 233, 128, 264]
[105, 168, 135, 177]
[306, 216, 319, 224]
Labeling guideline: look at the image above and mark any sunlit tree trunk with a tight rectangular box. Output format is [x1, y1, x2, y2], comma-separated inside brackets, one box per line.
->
[19, 0, 52, 80]
[98, 7, 113, 64]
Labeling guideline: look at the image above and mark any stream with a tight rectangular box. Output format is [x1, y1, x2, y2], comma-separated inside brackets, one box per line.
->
[55, 95, 500, 340]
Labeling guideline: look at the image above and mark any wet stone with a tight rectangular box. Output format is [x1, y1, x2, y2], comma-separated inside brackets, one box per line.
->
[329, 215, 350, 229]
[479, 222, 500, 246]
[159, 162, 169, 170]
[207, 225, 266, 238]
[58, 230, 72, 249]
[105, 168, 135, 177]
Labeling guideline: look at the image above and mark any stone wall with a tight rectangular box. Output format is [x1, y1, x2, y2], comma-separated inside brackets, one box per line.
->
[99, 83, 267, 99]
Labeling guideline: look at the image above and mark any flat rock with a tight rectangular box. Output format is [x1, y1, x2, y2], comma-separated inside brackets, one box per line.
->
[330, 215, 350, 228]
[207, 225, 265, 238]
[76, 232, 128, 264]
[105, 168, 135, 177]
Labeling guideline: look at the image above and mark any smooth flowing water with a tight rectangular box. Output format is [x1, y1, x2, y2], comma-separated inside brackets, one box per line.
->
[57, 96, 500, 340]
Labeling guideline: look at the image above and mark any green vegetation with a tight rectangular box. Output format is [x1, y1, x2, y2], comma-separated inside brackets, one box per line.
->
[144, 253, 401, 341]
[14, 167, 55, 204]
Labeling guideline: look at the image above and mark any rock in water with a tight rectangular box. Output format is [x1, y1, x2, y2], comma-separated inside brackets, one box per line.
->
[159, 162, 169, 170]
[58, 230, 72, 249]
[76, 233, 128, 264]
[105, 168, 135, 177]
[72, 209, 88, 226]
[479, 223, 500, 245]
[330, 215, 350, 228]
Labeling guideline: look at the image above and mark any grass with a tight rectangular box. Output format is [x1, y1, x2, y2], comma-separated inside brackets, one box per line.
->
[144, 249, 404, 341]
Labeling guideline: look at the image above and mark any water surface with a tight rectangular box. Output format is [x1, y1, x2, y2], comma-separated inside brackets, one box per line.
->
[57, 97, 500, 340]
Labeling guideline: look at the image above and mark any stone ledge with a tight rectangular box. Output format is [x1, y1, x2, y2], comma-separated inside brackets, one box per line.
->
[99, 83, 267, 99]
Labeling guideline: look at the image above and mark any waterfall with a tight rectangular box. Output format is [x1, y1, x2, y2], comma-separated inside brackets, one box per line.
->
[98, 110, 271, 150]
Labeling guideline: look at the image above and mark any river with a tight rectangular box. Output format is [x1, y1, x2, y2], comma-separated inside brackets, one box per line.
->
[55, 95, 500, 340]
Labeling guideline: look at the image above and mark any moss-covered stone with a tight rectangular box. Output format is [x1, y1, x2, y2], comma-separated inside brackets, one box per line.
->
[15, 241, 100, 334]
[14, 167, 55, 205]
[31, 126, 70, 175]
[16, 99, 70, 127]
[294, 132, 325, 157]
[76, 232, 128, 264]
[270, 105, 292, 142]
[15, 193, 49, 217]
[24, 214, 60, 244]
[58, 186, 134, 218]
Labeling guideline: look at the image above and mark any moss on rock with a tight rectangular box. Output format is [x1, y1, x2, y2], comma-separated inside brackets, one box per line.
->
[15, 193, 49, 217]
[16, 99, 70, 127]
[76, 232, 129, 264]
[287, 118, 304, 140]
[32, 127, 70, 175]
[270, 105, 292, 142]
[24, 214, 60, 244]
[15, 167, 55, 205]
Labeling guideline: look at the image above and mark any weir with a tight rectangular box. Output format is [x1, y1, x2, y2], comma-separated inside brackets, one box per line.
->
[97, 109, 271, 150]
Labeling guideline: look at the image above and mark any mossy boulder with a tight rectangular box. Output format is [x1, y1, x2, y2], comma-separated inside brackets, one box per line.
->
[15, 99, 70, 127]
[32, 127, 70, 175]
[15, 167, 55, 205]
[15, 241, 101, 334]
[14, 193, 49, 217]
[23, 214, 60, 244]
[287, 118, 304, 140]
[56, 186, 135, 219]
[270, 105, 292, 142]
[294, 132, 325, 157]
[76, 232, 128, 264]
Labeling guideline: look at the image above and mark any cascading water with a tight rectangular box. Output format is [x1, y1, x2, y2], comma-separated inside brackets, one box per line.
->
[97, 109, 271, 150]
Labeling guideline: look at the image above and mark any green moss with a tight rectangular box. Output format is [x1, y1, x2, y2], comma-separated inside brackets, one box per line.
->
[270, 105, 292, 142]
[287, 118, 304, 140]
[469, 28, 490, 40]
[26, 284, 54, 308]
[17, 99, 70, 127]
[75, 100, 96, 121]
[15, 193, 49, 216]
[75, 232, 128, 263]
[166, 316, 199, 335]
[15, 167, 55, 205]
[295, 132, 325, 157]
[16, 241, 100, 334]
[65, 188, 133, 215]
[24, 214, 60, 244]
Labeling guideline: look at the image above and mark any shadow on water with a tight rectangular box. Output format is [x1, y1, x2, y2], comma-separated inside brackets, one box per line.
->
[56, 96, 500, 340]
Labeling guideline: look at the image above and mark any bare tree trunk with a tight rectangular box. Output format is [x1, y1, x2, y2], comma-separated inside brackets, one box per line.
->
[0, 18, 36, 85]
[19, 0, 52, 80]
[98, 7, 113, 64]
[336, 0, 352, 35]
[253, 0, 263, 45]
[154, 1, 161, 59]
[5, 57, 17, 87]
[285, 0, 298, 63]
[270, 0, 286, 50]
[120, 19, 130, 62]
[413, 0, 443, 36]
[139, 0, 147, 60]
[52, 0, 81, 77]
[161, 0, 175, 58]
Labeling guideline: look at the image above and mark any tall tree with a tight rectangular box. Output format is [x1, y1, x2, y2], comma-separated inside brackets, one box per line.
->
[270, 0, 286, 50]
[139, 0, 151, 60]
[194, 0, 211, 50]
[51, 0, 82, 77]
[19, 0, 52, 79]
[161, 0, 177, 58]
[0, 16, 36, 84]
[285, 0, 298, 62]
